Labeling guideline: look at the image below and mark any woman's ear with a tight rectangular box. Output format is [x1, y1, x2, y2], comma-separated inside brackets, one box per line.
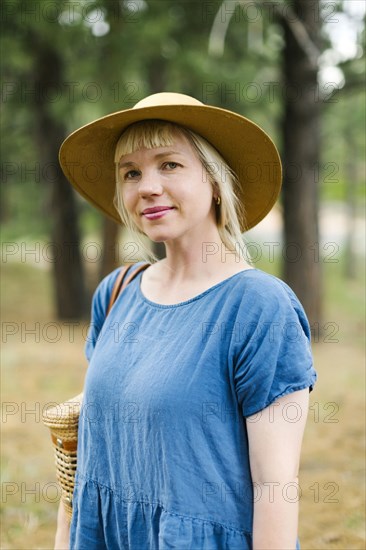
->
[212, 182, 220, 201]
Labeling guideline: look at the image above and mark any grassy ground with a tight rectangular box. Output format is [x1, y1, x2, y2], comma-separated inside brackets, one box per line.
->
[1, 253, 365, 549]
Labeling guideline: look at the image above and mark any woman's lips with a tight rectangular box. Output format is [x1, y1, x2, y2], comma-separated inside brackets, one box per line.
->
[143, 208, 175, 220]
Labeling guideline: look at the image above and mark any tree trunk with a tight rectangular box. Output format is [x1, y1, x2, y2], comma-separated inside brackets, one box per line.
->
[48, 167, 87, 319]
[281, 0, 322, 329]
[344, 131, 357, 280]
[29, 33, 87, 319]
[100, 218, 120, 278]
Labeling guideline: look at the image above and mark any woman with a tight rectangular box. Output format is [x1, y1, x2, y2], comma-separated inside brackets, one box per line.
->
[55, 92, 317, 549]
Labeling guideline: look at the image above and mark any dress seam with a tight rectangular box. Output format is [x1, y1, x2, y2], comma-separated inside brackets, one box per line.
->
[242, 377, 316, 417]
[136, 266, 260, 309]
[75, 473, 251, 537]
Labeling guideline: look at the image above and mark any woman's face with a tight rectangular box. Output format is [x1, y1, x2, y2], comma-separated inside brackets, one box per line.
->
[117, 131, 218, 244]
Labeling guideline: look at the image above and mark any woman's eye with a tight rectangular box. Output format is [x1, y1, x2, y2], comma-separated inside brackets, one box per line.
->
[163, 162, 179, 170]
[124, 169, 140, 180]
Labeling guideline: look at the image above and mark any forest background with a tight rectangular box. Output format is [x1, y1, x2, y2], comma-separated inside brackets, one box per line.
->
[1, 0, 365, 548]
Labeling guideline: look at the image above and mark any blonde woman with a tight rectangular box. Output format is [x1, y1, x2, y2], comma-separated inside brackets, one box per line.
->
[55, 93, 317, 549]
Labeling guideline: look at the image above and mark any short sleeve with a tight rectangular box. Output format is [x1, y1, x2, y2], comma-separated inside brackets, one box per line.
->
[84, 267, 122, 362]
[233, 277, 317, 418]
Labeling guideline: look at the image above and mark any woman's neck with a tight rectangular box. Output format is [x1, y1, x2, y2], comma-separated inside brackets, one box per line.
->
[157, 243, 251, 285]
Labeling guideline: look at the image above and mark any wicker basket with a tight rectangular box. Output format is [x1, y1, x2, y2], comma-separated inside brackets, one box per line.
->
[43, 393, 83, 521]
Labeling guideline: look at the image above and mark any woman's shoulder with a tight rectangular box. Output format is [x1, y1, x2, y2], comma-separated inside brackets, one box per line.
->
[235, 268, 297, 300]
[233, 268, 308, 320]
[96, 265, 123, 295]
[230, 269, 312, 342]
[92, 262, 146, 309]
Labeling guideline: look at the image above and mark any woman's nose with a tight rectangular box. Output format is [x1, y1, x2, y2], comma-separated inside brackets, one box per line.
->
[137, 171, 163, 196]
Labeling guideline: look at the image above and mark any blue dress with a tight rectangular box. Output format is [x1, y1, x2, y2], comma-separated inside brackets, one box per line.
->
[70, 262, 317, 549]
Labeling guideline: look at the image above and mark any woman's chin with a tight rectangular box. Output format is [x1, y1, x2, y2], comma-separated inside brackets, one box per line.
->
[146, 234, 171, 243]
[143, 227, 178, 243]
[133, 227, 172, 243]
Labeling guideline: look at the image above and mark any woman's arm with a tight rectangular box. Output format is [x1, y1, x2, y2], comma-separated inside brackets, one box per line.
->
[246, 388, 310, 550]
[54, 500, 70, 550]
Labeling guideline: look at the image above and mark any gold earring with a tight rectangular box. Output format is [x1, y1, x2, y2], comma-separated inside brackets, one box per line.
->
[216, 196, 221, 206]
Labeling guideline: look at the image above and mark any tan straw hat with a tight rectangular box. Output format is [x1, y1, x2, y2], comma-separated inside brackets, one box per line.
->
[59, 92, 282, 231]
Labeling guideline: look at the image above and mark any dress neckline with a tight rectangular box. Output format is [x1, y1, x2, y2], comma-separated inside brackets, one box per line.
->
[137, 267, 259, 309]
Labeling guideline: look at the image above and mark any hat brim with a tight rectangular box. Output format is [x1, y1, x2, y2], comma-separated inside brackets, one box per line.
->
[59, 103, 282, 232]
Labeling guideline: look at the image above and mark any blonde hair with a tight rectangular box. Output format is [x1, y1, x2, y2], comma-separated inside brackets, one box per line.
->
[113, 120, 248, 264]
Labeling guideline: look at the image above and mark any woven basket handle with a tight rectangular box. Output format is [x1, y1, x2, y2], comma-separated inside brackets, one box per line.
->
[106, 262, 151, 315]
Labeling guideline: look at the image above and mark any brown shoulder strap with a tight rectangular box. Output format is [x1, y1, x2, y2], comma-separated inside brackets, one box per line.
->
[106, 264, 131, 315]
[106, 262, 151, 316]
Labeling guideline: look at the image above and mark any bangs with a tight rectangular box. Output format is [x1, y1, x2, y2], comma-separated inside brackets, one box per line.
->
[114, 120, 180, 163]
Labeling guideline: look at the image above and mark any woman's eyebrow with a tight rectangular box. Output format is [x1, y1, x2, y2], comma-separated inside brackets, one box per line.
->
[118, 160, 136, 169]
[119, 151, 183, 168]
[153, 151, 182, 159]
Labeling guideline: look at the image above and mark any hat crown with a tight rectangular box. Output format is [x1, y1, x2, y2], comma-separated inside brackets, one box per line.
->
[133, 92, 203, 110]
